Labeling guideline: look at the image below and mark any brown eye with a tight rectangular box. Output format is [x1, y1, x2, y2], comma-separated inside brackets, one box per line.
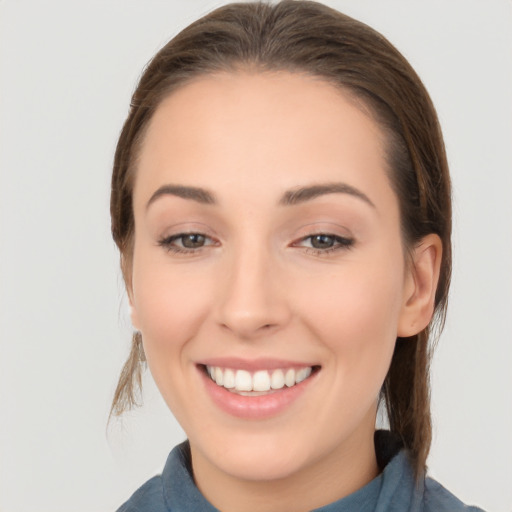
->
[294, 233, 354, 253]
[181, 233, 206, 248]
[158, 232, 215, 253]
[310, 234, 335, 249]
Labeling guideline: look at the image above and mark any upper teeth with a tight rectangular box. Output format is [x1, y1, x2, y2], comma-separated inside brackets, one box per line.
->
[206, 366, 312, 392]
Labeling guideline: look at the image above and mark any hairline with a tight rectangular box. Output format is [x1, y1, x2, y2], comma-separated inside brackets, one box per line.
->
[124, 64, 407, 256]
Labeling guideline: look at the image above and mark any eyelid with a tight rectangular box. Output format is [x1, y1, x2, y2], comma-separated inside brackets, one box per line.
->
[156, 222, 217, 241]
[291, 222, 353, 240]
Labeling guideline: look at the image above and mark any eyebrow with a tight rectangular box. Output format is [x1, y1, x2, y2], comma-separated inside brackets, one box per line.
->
[146, 185, 217, 209]
[146, 181, 375, 210]
[279, 182, 376, 208]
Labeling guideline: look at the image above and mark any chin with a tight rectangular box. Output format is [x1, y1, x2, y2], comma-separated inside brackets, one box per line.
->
[193, 428, 319, 482]
[222, 448, 310, 482]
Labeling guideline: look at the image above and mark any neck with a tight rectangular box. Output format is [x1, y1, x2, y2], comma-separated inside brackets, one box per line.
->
[190, 426, 379, 512]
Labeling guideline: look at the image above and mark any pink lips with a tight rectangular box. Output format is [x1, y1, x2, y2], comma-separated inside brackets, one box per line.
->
[197, 358, 318, 420]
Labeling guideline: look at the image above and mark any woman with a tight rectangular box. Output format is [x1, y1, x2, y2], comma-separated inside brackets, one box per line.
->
[110, 1, 484, 510]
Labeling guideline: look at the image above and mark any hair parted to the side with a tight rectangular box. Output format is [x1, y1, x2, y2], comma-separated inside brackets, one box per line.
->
[110, 0, 451, 476]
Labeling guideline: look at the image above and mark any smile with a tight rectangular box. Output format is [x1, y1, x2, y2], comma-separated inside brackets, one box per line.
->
[204, 365, 318, 394]
[198, 360, 320, 419]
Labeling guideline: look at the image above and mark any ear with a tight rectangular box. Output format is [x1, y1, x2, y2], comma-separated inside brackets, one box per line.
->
[398, 234, 442, 337]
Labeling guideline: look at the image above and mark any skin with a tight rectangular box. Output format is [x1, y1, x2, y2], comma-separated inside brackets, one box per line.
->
[129, 71, 441, 512]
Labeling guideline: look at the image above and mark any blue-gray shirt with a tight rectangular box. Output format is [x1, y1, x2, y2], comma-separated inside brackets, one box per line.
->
[117, 433, 485, 511]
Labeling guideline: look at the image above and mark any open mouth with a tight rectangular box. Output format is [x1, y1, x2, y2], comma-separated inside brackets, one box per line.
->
[200, 364, 321, 396]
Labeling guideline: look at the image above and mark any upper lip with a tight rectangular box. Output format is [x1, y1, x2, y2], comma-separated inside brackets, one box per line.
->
[197, 357, 318, 372]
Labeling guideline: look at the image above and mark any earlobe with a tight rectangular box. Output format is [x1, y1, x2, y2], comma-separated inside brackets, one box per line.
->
[398, 234, 442, 337]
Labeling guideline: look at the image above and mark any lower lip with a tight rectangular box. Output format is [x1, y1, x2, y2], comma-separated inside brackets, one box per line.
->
[199, 367, 316, 420]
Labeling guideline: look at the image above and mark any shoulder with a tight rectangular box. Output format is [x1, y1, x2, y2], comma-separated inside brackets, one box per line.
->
[116, 475, 167, 512]
[375, 432, 486, 512]
[115, 441, 195, 512]
[423, 476, 486, 512]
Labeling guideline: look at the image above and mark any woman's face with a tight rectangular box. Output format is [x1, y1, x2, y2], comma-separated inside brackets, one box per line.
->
[129, 72, 418, 486]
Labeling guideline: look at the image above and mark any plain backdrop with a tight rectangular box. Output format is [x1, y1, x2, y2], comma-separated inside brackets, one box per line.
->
[1, 1, 511, 511]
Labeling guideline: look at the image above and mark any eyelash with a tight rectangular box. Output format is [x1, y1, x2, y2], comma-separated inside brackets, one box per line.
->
[294, 233, 354, 256]
[158, 232, 354, 256]
[158, 232, 217, 254]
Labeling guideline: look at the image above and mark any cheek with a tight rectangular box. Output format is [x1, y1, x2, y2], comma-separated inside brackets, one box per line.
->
[302, 258, 403, 331]
[294, 256, 404, 382]
[130, 251, 213, 363]
[130, 253, 218, 420]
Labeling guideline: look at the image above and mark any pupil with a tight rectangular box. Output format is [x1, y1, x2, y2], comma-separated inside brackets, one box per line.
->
[311, 234, 334, 249]
[183, 234, 205, 248]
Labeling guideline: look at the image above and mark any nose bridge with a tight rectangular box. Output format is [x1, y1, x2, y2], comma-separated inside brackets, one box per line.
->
[217, 234, 289, 338]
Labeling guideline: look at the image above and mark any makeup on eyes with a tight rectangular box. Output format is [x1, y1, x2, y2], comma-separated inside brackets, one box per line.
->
[293, 233, 354, 255]
[158, 232, 219, 254]
[148, 192, 370, 260]
[158, 231, 355, 256]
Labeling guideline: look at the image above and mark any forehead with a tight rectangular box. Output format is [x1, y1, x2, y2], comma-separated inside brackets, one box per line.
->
[134, 71, 394, 210]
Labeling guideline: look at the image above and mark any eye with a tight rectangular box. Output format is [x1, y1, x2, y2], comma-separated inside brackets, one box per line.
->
[310, 234, 338, 249]
[177, 233, 207, 248]
[158, 232, 216, 253]
[295, 233, 354, 254]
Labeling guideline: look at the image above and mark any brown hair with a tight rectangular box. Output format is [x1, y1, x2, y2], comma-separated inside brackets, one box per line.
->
[110, 0, 451, 476]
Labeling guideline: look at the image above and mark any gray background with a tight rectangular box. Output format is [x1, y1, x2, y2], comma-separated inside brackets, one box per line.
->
[1, 1, 511, 511]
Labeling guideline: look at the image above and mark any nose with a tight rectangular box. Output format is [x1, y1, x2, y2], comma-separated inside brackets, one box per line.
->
[215, 244, 291, 340]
